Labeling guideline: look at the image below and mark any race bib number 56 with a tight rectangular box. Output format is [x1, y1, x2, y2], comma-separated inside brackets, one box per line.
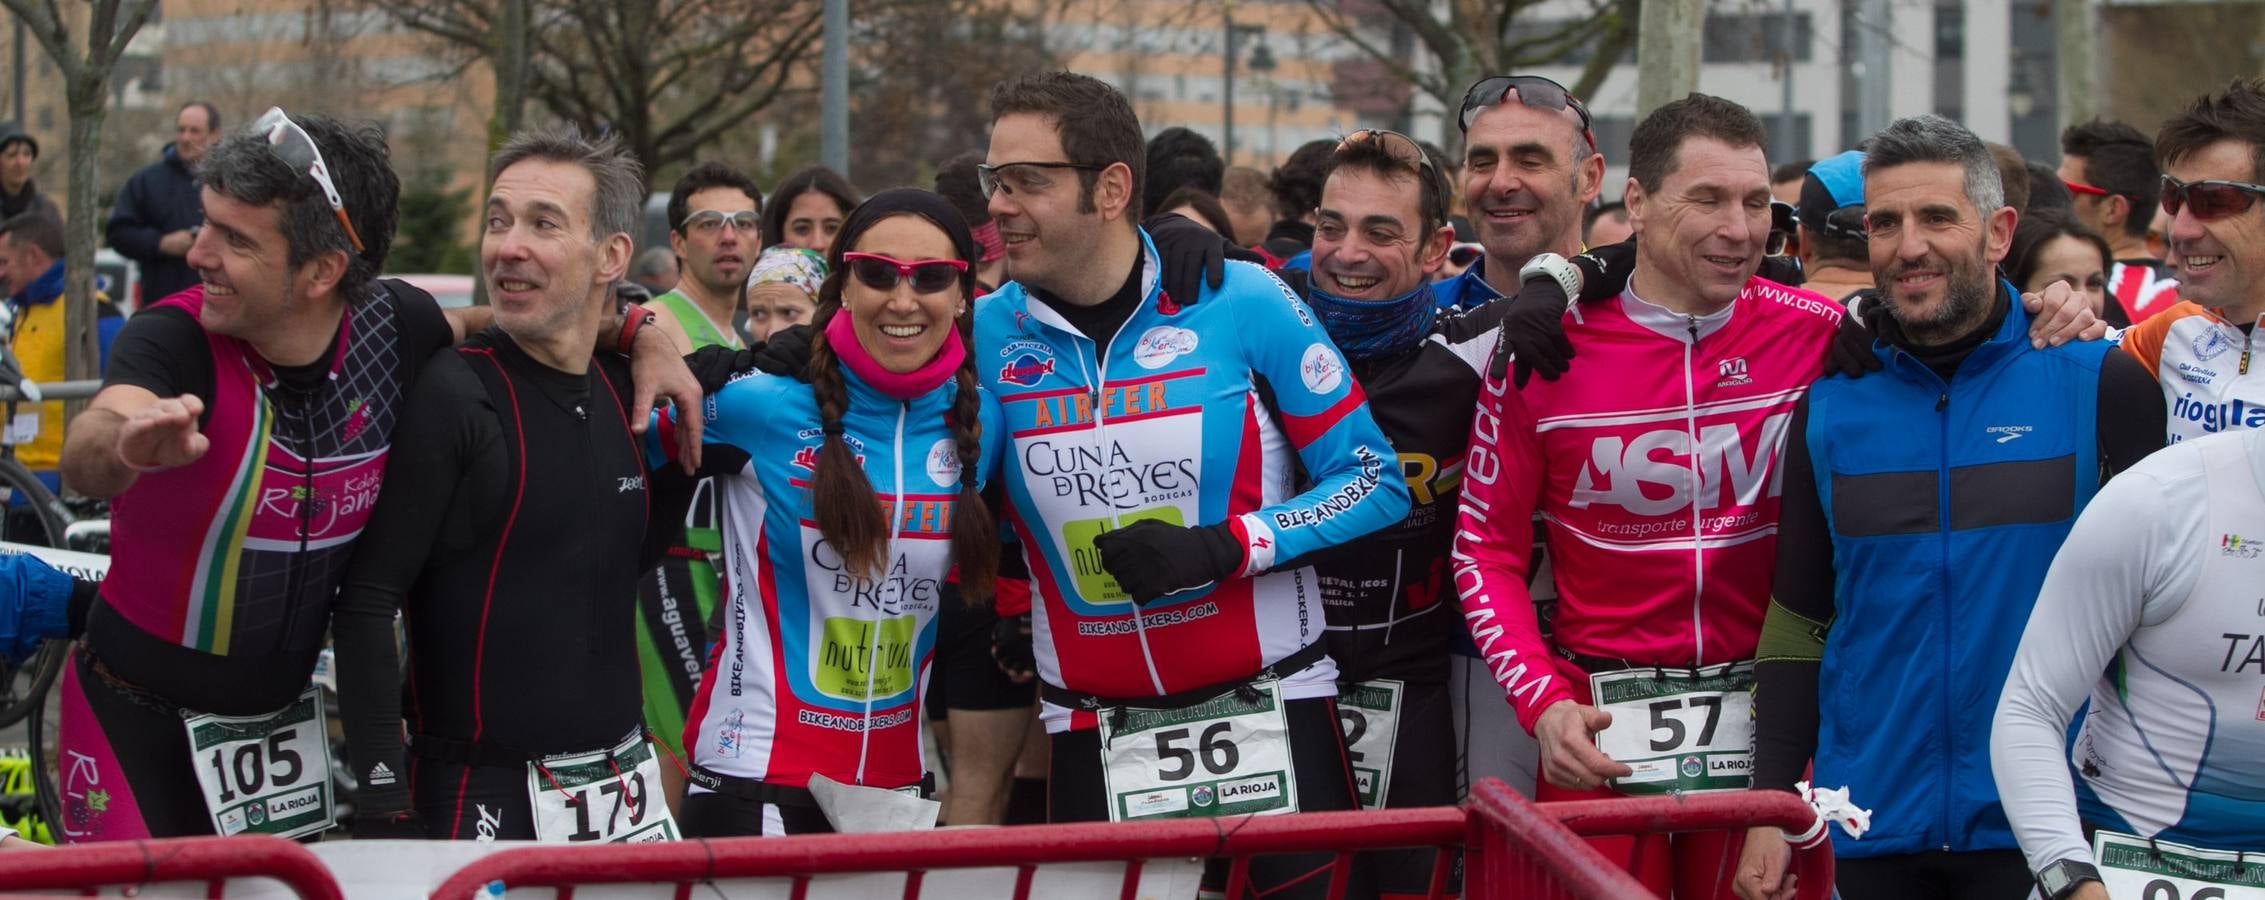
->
[183, 688, 335, 839]
[1097, 681, 1299, 821]
[2097, 831, 2265, 899]
[1590, 661, 1754, 795]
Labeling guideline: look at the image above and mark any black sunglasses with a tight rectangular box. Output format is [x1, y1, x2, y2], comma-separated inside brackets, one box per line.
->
[843, 252, 968, 294]
[1458, 75, 1598, 154]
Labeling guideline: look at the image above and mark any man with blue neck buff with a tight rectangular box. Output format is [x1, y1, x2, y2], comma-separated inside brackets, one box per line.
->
[1285, 128, 1542, 896]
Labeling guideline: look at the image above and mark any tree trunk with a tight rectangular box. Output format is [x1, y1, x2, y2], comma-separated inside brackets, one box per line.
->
[1636, 0, 1702, 118]
[60, 80, 105, 419]
[473, 0, 531, 306]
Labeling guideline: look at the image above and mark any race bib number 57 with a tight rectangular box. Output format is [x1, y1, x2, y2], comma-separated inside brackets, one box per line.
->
[1590, 661, 1754, 795]
[1097, 681, 1299, 821]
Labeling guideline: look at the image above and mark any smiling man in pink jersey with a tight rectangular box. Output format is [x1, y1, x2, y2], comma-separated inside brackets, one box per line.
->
[1451, 94, 1842, 899]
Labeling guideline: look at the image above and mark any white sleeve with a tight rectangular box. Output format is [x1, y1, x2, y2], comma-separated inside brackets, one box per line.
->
[1990, 458, 2201, 874]
[0, 822, 15, 843]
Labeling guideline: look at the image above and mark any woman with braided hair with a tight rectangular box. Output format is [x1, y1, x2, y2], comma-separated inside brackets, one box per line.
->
[647, 188, 1005, 836]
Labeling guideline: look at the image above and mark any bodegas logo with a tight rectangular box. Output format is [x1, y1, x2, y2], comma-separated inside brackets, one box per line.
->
[2225, 533, 2261, 559]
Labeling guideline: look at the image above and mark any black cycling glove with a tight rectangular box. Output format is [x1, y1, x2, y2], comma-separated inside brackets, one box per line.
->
[1822, 291, 1886, 379]
[1485, 240, 1638, 387]
[1759, 254, 1806, 287]
[749, 323, 815, 379]
[991, 613, 1035, 678]
[1093, 519, 1244, 605]
[1144, 213, 1231, 307]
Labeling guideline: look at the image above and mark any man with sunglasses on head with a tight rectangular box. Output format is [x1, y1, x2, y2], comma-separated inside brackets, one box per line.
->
[50, 110, 705, 842]
[976, 71, 1407, 899]
[1433, 75, 1602, 314]
[2114, 78, 2265, 446]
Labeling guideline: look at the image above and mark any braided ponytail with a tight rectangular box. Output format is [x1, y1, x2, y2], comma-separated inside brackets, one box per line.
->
[946, 341, 997, 606]
[806, 296, 890, 579]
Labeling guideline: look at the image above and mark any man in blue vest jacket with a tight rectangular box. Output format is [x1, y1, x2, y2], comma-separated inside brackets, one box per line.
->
[1731, 115, 2167, 900]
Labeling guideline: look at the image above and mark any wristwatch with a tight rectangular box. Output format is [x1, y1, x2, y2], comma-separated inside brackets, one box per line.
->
[2036, 859, 2101, 900]
[1517, 252, 1582, 311]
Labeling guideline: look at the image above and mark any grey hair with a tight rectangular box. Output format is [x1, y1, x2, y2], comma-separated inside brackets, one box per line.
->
[201, 113, 399, 303]
[487, 126, 645, 245]
[1861, 114, 2005, 214]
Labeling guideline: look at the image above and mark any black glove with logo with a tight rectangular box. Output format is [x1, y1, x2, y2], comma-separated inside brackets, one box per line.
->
[1093, 519, 1244, 605]
[352, 807, 428, 839]
[1145, 213, 1235, 308]
[991, 612, 1035, 678]
[1822, 291, 1886, 378]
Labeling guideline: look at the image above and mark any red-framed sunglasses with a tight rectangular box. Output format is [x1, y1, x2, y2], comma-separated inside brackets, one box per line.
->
[2161, 175, 2265, 221]
[842, 252, 969, 294]
[2063, 179, 2110, 198]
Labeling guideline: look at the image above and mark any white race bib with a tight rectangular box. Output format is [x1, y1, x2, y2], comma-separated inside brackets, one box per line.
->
[1589, 661, 1754, 794]
[2096, 831, 2265, 899]
[183, 688, 335, 839]
[1096, 681, 1299, 822]
[1338, 679, 1402, 810]
[525, 735, 679, 843]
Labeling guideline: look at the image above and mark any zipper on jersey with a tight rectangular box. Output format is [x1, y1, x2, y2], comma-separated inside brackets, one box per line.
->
[1681, 316, 1706, 666]
[1072, 323, 1168, 697]
[1933, 374, 1953, 851]
[854, 401, 909, 786]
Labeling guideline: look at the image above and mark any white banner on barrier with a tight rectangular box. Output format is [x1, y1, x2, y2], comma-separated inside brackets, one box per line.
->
[0, 540, 110, 582]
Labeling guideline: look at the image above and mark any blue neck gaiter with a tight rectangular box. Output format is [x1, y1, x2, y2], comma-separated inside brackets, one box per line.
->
[1308, 278, 1437, 362]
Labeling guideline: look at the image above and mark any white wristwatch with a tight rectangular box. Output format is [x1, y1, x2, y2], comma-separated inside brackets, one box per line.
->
[1517, 252, 1582, 310]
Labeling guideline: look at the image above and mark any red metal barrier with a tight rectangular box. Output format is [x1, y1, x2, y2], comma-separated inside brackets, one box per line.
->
[0, 835, 343, 900]
[426, 780, 1827, 900]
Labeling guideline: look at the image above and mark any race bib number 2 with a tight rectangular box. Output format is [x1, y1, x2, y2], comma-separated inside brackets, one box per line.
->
[1097, 681, 1299, 822]
[2097, 831, 2265, 899]
[1590, 661, 1754, 795]
[183, 688, 335, 839]
[525, 736, 679, 843]
[1338, 679, 1403, 810]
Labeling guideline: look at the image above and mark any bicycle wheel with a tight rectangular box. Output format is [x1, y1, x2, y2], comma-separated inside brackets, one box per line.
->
[22, 641, 61, 842]
[0, 459, 69, 550]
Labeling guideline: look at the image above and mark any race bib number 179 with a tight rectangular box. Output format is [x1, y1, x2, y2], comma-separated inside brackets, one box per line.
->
[525, 735, 679, 844]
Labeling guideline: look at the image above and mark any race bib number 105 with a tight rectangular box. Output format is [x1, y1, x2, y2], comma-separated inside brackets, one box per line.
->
[1097, 681, 1299, 822]
[183, 688, 335, 839]
[2096, 831, 2265, 899]
[1589, 661, 1754, 795]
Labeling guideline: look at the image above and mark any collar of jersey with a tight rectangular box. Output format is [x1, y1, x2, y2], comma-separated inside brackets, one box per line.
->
[1010, 230, 1163, 345]
[1619, 276, 1735, 344]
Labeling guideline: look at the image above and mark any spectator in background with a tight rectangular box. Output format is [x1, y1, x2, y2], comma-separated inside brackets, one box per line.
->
[1143, 126, 1224, 220]
[630, 247, 678, 295]
[1582, 200, 1633, 246]
[934, 152, 1006, 294]
[2060, 121, 2178, 325]
[2005, 208, 2113, 318]
[0, 124, 56, 222]
[1987, 142, 2034, 214]
[740, 246, 823, 343]
[1771, 159, 1814, 205]
[1155, 185, 1235, 237]
[1257, 138, 1334, 268]
[108, 101, 220, 302]
[2025, 161, 2073, 213]
[0, 212, 102, 486]
[1795, 150, 1876, 303]
[1219, 165, 1275, 247]
[760, 164, 857, 256]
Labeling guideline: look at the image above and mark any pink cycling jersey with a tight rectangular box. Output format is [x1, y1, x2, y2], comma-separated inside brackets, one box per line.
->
[1451, 278, 1841, 734]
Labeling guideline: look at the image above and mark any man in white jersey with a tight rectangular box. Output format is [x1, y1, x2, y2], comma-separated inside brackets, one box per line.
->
[1992, 424, 2265, 900]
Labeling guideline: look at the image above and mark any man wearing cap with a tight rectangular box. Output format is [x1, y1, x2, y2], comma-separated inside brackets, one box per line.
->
[0, 125, 57, 223]
[1796, 151, 1875, 303]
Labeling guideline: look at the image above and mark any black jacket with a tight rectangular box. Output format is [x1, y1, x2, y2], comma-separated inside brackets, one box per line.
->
[106, 144, 204, 300]
[0, 179, 57, 221]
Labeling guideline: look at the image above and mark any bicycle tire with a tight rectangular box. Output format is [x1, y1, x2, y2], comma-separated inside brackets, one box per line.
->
[23, 643, 61, 840]
[0, 458, 70, 550]
[0, 638, 62, 730]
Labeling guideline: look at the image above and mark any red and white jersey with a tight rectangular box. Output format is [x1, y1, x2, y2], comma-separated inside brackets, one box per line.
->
[1451, 279, 1841, 733]
[2108, 259, 2180, 326]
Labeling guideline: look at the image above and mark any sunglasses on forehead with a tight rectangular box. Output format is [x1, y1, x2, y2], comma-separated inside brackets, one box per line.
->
[1458, 75, 1598, 154]
[252, 107, 366, 255]
[842, 252, 968, 294]
[2160, 174, 2265, 221]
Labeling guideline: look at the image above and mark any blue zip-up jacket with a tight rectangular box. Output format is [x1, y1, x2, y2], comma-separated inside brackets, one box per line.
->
[976, 230, 1409, 730]
[1806, 285, 2109, 858]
